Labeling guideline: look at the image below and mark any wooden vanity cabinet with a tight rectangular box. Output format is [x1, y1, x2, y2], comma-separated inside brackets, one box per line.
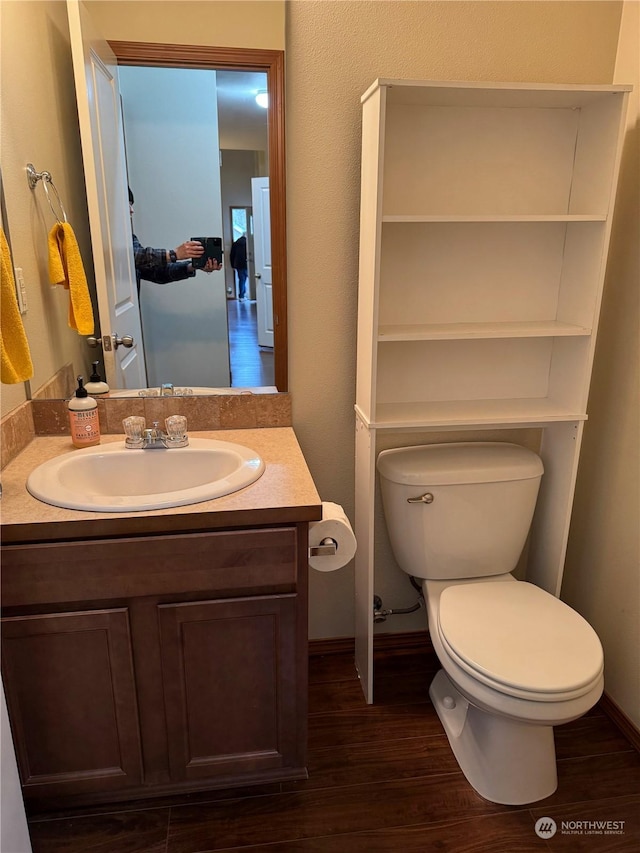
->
[1, 523, 310, 808]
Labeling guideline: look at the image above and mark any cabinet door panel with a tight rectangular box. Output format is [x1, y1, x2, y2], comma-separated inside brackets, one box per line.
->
[1, 609, 143, 797]
[158, 595, 300, 782]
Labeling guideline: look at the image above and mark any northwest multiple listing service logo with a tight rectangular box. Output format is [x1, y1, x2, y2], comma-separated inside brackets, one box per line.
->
[535, 816, 627, 839]
[535, 818, 557, 839]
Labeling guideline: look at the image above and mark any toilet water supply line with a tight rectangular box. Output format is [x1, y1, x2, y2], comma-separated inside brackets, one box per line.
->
[373, 576, 424, 624]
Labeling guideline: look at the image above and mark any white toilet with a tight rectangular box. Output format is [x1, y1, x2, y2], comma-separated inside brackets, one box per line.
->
[376, 441, 604, 805]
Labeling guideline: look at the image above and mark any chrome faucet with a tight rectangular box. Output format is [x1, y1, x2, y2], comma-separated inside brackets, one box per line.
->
[123, 416, 188, 449]
[143, 420, 189, 449]
[142, 422, 169, 449]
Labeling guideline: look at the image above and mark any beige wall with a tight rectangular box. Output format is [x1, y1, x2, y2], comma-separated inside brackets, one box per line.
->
[562, 1, 639, 729]
[285, 0, 624, 639]
[0, 0, 92, 418]
[87, 0, 285, 49]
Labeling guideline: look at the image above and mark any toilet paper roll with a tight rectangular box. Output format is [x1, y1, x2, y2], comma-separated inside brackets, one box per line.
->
[308, 502, 357, 572]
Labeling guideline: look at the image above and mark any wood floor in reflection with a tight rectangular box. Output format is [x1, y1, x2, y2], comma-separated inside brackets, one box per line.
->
[27, 638, 640, 852]
[227, 298, 274, 388]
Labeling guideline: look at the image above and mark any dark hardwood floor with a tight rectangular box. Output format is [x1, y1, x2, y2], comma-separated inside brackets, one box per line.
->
[26, 637, 640, 852]
[227, 298, 274, 388]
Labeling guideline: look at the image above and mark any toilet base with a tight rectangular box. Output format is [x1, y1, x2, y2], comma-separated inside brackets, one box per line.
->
[429, 669, 558, 805]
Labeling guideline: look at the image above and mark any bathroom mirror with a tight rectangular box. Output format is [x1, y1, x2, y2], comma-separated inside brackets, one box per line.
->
[0, 1, 287, 405]
[78, 39, 287, 395]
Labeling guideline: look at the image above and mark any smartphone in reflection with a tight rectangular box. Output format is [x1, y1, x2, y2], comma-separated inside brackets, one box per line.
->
[191, 237, 223, 269]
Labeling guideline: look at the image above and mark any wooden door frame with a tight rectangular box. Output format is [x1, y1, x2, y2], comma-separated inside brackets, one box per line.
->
[109, 42, 287, 391]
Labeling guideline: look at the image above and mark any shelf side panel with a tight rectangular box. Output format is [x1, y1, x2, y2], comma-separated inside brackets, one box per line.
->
[356, 87, 386, 422]
[548, 336, 592, 415]
[354, 418, 375, 703]
[556, 222, 607, 328]
[569, 93, 629, 214]
[567, 92, 630, 410]
[528, 422, 584, 595]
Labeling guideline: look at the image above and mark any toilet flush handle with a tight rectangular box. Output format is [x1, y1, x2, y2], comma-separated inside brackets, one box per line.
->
[407, 493, 434, 504]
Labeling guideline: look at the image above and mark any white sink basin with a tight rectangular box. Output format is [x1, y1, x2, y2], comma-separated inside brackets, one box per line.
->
[26, 438, 265, 512]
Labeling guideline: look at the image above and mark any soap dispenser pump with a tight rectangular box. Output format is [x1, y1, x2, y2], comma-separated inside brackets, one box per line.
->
[85, 361, 110, 397]
[68, 376, 101, 447]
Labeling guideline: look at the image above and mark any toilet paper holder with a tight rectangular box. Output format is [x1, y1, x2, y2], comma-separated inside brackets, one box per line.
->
[308, 537, 338, 558]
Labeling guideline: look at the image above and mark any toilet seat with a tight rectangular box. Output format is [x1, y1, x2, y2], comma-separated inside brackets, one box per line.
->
[437, 581, 604, 703]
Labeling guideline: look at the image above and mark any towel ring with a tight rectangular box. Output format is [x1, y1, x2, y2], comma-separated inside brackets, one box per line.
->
[26, 163, 68, 224]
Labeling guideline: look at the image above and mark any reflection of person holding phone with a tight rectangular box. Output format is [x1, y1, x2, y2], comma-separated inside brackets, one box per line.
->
[128, 188, 221, 287]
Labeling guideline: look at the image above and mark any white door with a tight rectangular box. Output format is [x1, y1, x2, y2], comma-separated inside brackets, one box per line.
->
[67, 0, 146, 389]
[251, 177, 273, 348]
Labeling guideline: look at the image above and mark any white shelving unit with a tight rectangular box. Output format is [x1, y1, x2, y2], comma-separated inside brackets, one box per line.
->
[355, 79, 630, 703]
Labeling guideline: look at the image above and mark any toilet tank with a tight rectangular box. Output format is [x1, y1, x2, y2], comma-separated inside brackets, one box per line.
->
[376, 442, 543, 581]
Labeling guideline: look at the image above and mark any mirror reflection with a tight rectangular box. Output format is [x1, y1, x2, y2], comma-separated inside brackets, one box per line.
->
[121, 66, 273, 391]
[0, 1, 287, 411]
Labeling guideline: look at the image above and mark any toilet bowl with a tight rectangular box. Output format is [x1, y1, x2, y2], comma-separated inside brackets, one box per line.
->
[376, 442, 604, 805]
[425, 575, 603, 804]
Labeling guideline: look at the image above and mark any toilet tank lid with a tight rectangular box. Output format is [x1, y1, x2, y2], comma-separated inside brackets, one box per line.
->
[376, 442, 543, 486]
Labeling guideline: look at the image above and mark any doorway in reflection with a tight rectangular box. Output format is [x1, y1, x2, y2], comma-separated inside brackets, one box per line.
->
[227, 300, 274, 387]
[229, 205, 254, 301]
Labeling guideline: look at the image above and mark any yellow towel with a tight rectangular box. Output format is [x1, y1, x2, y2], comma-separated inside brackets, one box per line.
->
[1, 228, 34, 384]
[48, 222, 94, 335]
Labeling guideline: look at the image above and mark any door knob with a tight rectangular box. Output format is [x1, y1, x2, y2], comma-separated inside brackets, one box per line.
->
[86, 335, 133, 351]
[113, 334, 134, 350]
[255, 273, 262, 279]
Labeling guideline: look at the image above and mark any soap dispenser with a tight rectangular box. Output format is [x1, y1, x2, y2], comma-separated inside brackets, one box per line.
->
[68, 376, 101, 447]
[85, 361, 110, 397]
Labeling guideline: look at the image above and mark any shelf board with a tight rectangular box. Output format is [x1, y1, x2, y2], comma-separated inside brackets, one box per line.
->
[363, 79, 631, 109]
[377, 320, 591, 342]
[362, 399, 587, 430]
[382, 214, 607, 223]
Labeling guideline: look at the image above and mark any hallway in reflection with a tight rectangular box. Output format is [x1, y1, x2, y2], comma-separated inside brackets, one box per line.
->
[227, 298, 274, 387]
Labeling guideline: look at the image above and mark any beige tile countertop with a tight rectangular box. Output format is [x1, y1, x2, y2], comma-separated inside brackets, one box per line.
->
[1, 428, 322, 544]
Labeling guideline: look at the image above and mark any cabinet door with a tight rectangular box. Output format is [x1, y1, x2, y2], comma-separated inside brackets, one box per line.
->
[1, 609, 143, 797]
[158, 595, 303, 783]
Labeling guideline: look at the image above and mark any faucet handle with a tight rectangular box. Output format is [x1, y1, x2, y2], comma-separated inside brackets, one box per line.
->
[165, 414, 188, 445]
[123, 415, 146, 448]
